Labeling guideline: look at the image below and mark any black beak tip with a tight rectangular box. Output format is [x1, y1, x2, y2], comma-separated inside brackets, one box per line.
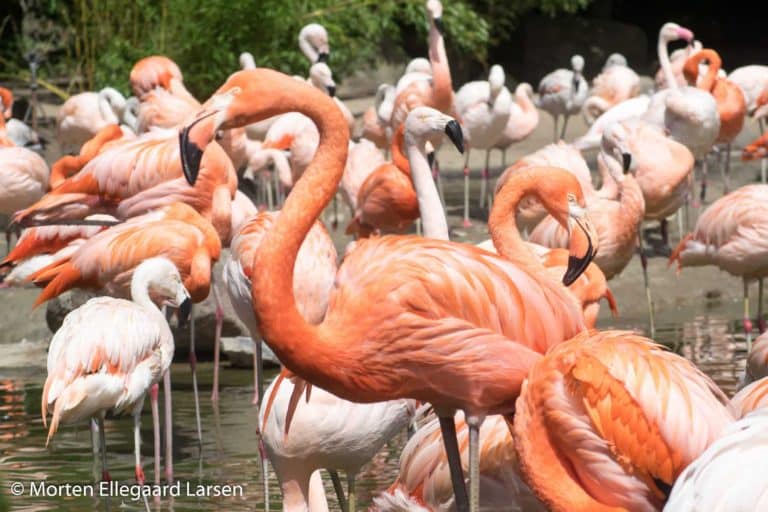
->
[562, 256, 588, 286]
[434, 17, 445, 35]
[444, 120, 464, 154]
[179, 128, 203, 186]
[317, 52, 329, 63]
[327, 85, 336, 98]
[177, 297, 192, 327]
[622, 152, 632, 173]
[427, 151, 436, 169]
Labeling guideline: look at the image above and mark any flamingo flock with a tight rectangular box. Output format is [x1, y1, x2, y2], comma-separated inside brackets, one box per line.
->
[4, 6, 768, 512]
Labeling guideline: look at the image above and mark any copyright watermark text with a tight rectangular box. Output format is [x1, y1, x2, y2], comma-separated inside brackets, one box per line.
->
[9, 480, 245, 500]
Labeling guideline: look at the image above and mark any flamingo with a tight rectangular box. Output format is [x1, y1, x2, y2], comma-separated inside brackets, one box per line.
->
[56, 87, 128, 151]
[582, 54, 640, 124]
[491, 83, 539, 168]
[13, 127, 237, 243]
[0, 87, 45, 151]
[654, 40, 713, 90]
[307, 61, 355, 133]
[572, 95, 651, 151]
[372, 413, 545, 512]
[731, 377, 768, 418]
[340, 138, 386, 214]
[683, 49, 747, 194]
[48, 124, 126, 189]
[671, 184, 768, 349]
[361, 84, 396, 150]
[298, 23, 329, 63]
[454, 65, 512, 224]
[389, 0, 454, 130]
[259, 372, 416, 512]
[239, 52, 256, 70]
[42, 257, 190, 486]
[513, 329, 734, 512]
[664, 408, 768, 511]
[0, 143, 49, 251]
[179, 68, 597, 512]
[222, 212, 337, 405]
[396, 57, 433, 95]
[537, 55, 588, 141]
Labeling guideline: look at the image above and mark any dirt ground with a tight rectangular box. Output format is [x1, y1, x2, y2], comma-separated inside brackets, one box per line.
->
[2, 83, 767, 369]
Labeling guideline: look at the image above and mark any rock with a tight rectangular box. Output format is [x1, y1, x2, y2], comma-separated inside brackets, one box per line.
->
[220, 336, 280, 369]
[44, 255, 248, 361]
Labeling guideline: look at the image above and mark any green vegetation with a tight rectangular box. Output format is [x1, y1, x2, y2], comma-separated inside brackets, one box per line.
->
[1, 0, 590, 99]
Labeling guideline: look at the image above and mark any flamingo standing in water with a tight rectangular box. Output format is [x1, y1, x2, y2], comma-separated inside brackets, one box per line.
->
[180, 68, 597, 512]
[512, 330, 734, 512]
[683, 49, 747, 195]
[42, 257, 190, 486]
[491, 83, 539, 168]
[537, 55, 588, 141]
[671, 184, 768, 350]
[454, 65, 512, 224]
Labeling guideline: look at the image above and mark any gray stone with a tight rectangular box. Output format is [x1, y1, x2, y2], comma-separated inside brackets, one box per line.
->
[220, 336, 280, 369]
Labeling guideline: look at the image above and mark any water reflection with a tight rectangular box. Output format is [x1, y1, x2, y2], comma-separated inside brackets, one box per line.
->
[0, 310, 752, 511]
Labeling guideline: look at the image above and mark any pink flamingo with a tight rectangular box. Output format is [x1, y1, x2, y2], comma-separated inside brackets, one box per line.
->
[56, 88, 128, 151]
[491, 83, 539, 168]
[298, 23, 329, 64]
[361, 84, 396, 150]
[582, 53, 640, 124]
[42, 257, 190, 487]
[0, 143, 49, 250]
[671, 184, 768, 349]
[455, 65, 512, 224]
[513, 330, 734, 511]
[179, 68, 598, 511]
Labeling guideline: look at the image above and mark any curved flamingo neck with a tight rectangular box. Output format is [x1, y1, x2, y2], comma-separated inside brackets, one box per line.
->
[658, 35, 678, 91]
[429, 21, 453, 113]
[688, 49, 720, 91]
[406, 136, 448, 240]
[49, 156, 80, 189]
[248, 70, 349, 383]
[391, 124, 410, 174]
[517, 85, 535, 113]
[489, 170, 554, 273]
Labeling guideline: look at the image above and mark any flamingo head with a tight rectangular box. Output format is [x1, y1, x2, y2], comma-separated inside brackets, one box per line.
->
[309, 62, 336, 97]
[299, 23, 330, 63]
[405, 106, 464, 156]
[427, 0, 444, 34]
[660, 22, 694, 44]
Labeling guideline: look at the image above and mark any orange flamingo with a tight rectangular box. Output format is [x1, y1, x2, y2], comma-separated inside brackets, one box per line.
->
[13, 129, 237, 242]
[512, 330, 734, 512]
[48, 124, 126, 189]
[42, 257, 190, 486]
[683, 48, 747, 193]
[390, 0, 454, 130]
[670, 184, 768, 348]
[180, 68, 597, 511]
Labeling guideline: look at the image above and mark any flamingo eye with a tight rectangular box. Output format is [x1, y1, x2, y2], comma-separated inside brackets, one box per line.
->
[567, 193, 576, 203]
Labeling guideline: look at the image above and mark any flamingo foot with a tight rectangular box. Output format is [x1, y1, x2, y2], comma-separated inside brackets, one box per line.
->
[462, 218, 472, 228]
[463, 166, 470, 177]
[135, 465, 145, 485]
[481, 167, 489, 179]
[101, 470, 111, 482]
[188, 349, 197, 373]
[744, 317, 754, 336]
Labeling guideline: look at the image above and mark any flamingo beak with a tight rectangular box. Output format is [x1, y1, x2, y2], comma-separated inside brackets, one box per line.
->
[427, 151, 436, 169]
[622, 152, 632, 173]
[327, 85, 336, 98]
[180, 109, 220, 186]
[444, 120, 464, 154]
[177, 296, 193, 328]
[317, 52, 329, 63]
[434, 17, 445, 35]
[563, 216, 597, 286]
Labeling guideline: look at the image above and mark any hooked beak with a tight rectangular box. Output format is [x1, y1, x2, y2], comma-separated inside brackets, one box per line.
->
[572, 76, 579, 91]
[427, 151, 436, 169]
[433, 17, 445, 35]
[180, 109, 220, 186]
[563, 217, 597, 286]
[327, 85, 336, 98]
[317, 52, 329, 63]
[622, 152, 632, 173]
[444, 120, 464, 154]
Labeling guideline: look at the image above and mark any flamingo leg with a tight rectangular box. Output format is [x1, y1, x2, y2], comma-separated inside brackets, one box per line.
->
[479, 150, 490, 209]
[721, 143, 732, 194]
[252, 338, 263, 405]
[760, 118, 767, 184]
[560, 114, 570, 140]
[552, 115, 559, 142]
[759, 279, 766, 334]
[347, 473, 356, 512]
[211, 280, 225, 403]
[699, 157, 708, 205]
[188, 305, 204, 448]
[163, 369, 174, 483]
[638, 235, 656, 338]
[150, 383, 160, 485]
[331, 193, 339, 231]
[98, 415, 110, 482]
[660, 219, 669, 248]
[467, 415, 484, 512]
[90, 418, 100, 482]
[438, 416, 469, 512]
[258, 435, 270, 512]
[133, 410, 151, 512]
[744, 279, 753, 351]
[329, 470, 348, 512]
[416, 218, 423, 236]
[265, 171, 274, 211]
[462, 150, 472, 228]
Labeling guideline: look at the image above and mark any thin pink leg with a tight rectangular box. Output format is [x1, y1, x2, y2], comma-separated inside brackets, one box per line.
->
[98, 415, 111, 482]
[252, 339, 263, 405]
[150, 383, 160, 485]
[462, 150, 472, 228]
[163, 370, 174, 483]
[211, 281, 224, 403]
[188, 305, 203, 447]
